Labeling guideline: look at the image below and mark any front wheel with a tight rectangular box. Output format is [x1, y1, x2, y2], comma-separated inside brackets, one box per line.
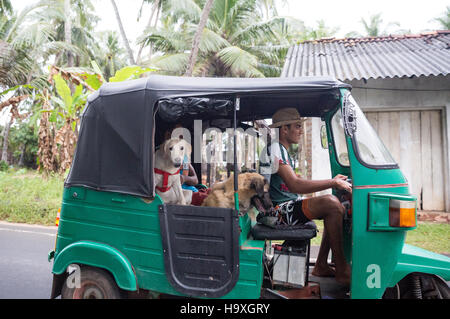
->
[384, 273, 450, 299]
[61, 265, 122, 299]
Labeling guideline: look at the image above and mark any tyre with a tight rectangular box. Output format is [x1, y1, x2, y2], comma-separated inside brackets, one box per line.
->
[61, 265, 122, 299]
[384, 273, 450, 299]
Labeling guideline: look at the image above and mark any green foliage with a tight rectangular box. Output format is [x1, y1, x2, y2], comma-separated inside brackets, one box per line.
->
[8, 122, 39, 168]
[434, 6, 450, 29]
[109, 65, 155, 82]
[0, 160, 8, 171]
[46, 73, 88, 129]
[140, 0, 297, 77]
[89, 61, 155, 86]
[0, 169, 64, 225]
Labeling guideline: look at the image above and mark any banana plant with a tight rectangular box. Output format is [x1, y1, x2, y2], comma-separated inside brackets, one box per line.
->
[81, 61, 156, 91]
[48, 73, 87, 131]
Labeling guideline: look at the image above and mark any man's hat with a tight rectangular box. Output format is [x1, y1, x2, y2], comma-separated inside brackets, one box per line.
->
[269, 108, 305, 128]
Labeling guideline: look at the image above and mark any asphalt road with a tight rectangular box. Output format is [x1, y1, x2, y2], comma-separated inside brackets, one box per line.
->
[0, 221, 325, 299]
[0, 222, 57, 299]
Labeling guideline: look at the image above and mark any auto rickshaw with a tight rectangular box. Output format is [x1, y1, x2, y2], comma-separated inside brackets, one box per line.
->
[48, 75, 450, 299]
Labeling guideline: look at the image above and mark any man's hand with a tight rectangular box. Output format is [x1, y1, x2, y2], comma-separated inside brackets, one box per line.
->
[333, 174, 352, 193]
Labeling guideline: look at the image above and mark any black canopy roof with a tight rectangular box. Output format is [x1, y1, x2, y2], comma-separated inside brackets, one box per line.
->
[65, 75, 351, 198]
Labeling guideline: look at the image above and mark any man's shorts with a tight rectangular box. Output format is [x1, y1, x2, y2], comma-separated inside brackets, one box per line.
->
[257, 198, 313, 228]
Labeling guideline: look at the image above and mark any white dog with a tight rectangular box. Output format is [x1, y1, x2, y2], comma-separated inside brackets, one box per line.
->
[154, 138, 193, 205]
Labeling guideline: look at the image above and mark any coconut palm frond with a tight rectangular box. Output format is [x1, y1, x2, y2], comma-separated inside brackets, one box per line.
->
[194, 26, 230, 54]
[151, 52, 189, 75]
[4, 0, 52, 42]
[165, 0, 202, 21]
[9, 22, 56, 51]
[42, 41, 88, 60]
[140, 27, 190, 53]
[256, 62, 282, 77]
[217, 46, 264, 78]
[231, 16, 285, 44]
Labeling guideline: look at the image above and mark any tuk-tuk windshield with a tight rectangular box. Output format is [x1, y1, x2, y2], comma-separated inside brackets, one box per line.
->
[350, 95, 397, 167]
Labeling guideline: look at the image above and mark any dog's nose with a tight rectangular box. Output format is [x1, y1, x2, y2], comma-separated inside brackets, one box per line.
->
[173, 158, 182, 165]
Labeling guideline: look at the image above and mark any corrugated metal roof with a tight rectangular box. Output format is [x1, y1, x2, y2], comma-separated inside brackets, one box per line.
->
[281, 31, 450, 81]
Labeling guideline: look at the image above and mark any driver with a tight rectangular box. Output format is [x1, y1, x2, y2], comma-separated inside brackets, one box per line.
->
[261, 108, 352, 286]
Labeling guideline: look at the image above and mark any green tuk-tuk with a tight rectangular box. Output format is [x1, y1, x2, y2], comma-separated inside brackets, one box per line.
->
[48, 75, 450, 299]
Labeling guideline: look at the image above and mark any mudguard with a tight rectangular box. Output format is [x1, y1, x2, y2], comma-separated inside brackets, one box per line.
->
[52, 240, 137, 291]
[389, 244, 450, 286]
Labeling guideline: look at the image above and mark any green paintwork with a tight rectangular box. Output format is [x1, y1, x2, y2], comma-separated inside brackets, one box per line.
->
[52, 240, 137, 291]
[340, 88, 450, 299]
[323, 106, 352, 262]
[52, 186, 264, 298]
[389, 244, 450, 286]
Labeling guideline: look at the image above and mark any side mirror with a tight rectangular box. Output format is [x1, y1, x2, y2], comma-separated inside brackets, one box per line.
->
[320, 125, 328, 149]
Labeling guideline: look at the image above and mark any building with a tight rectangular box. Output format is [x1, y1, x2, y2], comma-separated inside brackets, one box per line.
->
[281, 31, 450, 213]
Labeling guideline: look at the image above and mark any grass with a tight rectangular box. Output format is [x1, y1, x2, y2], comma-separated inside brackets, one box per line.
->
[0, 168, 64, 225]
[0, 169, 449, 254]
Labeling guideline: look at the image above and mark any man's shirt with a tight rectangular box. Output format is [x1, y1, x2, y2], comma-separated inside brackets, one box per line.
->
[264, 142, 300, 205]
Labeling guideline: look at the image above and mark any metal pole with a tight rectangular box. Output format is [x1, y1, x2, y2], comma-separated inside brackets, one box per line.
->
[234, 97, 240, 212]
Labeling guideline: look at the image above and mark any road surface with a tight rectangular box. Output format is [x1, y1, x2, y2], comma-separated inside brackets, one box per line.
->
[0, 222, 57, 299]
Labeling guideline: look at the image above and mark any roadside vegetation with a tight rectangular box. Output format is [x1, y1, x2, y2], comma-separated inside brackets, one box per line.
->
[0, 168, 448, 255]
[0, 168, 63, 225]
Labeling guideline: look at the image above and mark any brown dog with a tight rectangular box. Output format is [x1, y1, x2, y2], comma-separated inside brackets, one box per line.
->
[202, 172, 273, 213]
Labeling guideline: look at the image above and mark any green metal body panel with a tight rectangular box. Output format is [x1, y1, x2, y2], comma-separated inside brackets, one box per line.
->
[389, 244, 450, 285]
[323, 108, 352, 262]
[53, 186, 264, 298]
[340, 88, 450, 299]
[52, 240, 137, 291]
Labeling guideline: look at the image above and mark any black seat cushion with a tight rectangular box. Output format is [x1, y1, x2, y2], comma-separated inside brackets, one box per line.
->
[251, 221, 317, 241]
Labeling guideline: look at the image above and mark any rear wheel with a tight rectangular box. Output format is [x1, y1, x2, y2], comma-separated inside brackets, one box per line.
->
[61, 265, 122, 299]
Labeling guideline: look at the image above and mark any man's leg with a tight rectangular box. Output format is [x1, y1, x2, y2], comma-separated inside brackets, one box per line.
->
[303, 194, 350, 285]
[312, 222, 334, 277]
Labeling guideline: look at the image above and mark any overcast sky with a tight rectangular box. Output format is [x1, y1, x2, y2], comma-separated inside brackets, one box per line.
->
[13, 0, 450, 49]
[89, 0, 449, 47]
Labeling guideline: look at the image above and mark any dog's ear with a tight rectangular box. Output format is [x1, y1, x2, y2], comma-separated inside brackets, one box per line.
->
[163, 138, 178, 156]
[250, 177, 264, 195]
[163, 140, 170, 156]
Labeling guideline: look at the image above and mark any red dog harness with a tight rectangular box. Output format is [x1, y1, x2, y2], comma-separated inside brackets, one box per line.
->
[154, 167, 181, 192]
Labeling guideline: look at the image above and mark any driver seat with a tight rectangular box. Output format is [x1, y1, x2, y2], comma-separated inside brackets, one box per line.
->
[251, 221, 317, 241]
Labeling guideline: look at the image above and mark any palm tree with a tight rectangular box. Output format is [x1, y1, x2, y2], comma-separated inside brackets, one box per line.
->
[305, 20, 339, 40]
[0, 0, 12, 16]
[64, 0, 73, 67]
[136, 0, 162, 64]
[185, 0, 214, 76]
[0, 2, 51, 163]
[91, 30, 127, 80]
[41, 0, 99, 68]
[140, 0, 291, 77]
[110, 0, 136, 65]
[359, 13, 401, 37]
[434, 6, 450, 29]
